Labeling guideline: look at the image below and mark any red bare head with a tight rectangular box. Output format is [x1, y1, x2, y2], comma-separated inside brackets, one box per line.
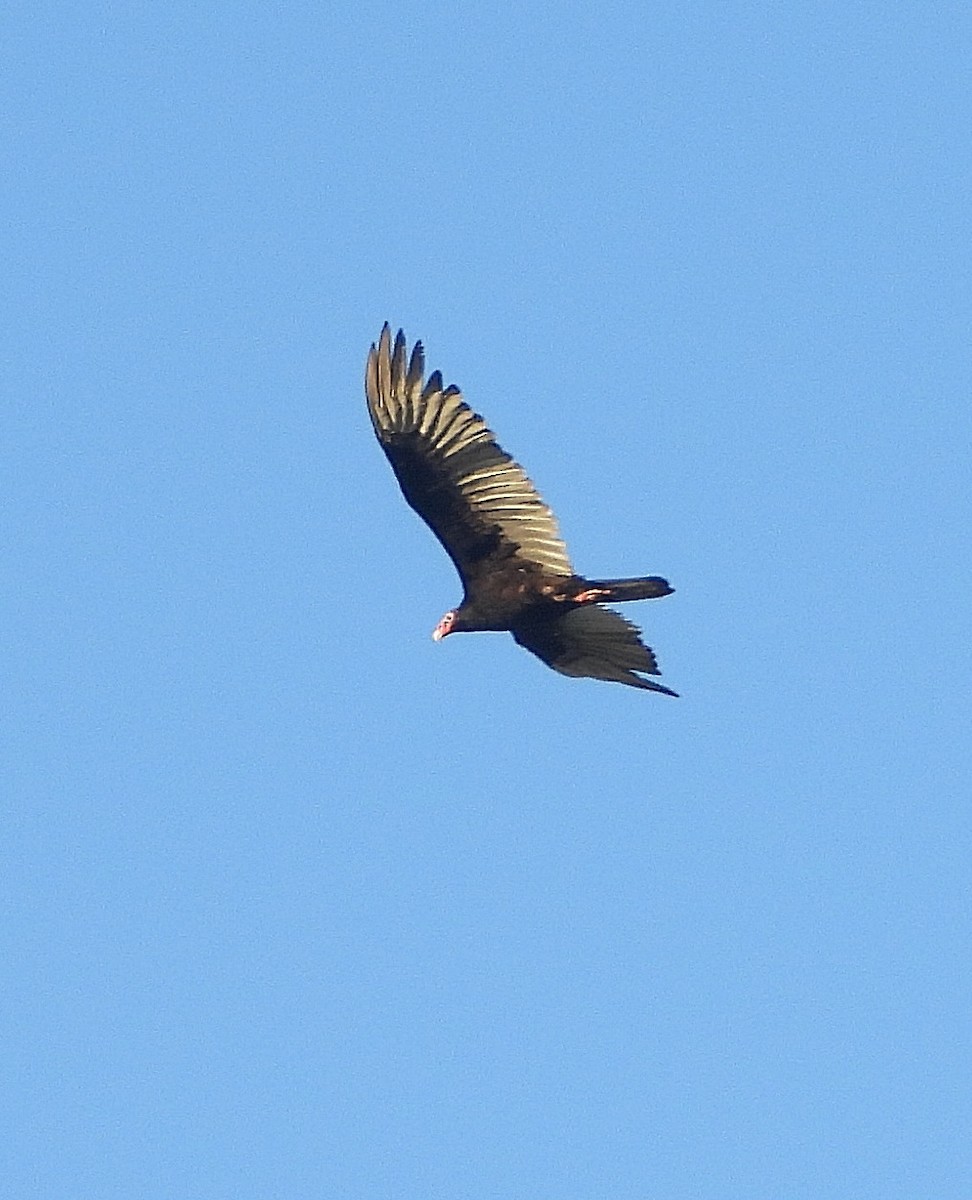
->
[431, 610, 456, 641]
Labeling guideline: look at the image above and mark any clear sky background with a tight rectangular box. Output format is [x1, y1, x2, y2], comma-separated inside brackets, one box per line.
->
[4, 3, 970, 1197]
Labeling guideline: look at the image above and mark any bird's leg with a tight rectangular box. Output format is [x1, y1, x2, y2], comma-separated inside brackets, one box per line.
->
[572, 587, 610, 604]
[541, 582, 611, 604]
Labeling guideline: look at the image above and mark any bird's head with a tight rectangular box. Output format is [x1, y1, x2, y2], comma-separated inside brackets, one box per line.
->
[431, 610, 457, 641]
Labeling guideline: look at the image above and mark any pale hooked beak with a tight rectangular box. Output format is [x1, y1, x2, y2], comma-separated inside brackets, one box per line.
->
[431, 612, 454, 641]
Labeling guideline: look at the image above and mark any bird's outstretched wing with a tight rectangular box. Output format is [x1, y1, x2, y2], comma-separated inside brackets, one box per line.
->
[365, 325, 573, 586]
[512, 605, 678, 695]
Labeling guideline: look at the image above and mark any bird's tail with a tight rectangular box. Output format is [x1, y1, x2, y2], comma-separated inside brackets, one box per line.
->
[585, 576, 674, 602]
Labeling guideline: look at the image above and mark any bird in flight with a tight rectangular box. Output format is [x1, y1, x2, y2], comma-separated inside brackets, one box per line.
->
[365, 325, 677, 695]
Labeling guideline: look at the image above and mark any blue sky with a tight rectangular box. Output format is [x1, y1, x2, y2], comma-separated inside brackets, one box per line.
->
[4, 2, 970, 1197]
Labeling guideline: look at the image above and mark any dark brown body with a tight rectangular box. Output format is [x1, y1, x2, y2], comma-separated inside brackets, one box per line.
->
[450, 571, 673, 634]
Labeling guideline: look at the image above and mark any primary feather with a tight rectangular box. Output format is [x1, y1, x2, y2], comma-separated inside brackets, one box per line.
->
[366, 326, 573, 583]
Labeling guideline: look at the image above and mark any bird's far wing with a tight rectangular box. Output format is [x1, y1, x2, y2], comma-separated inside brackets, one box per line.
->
[365, 325, 573, 586]
[512, 605, 678, 695]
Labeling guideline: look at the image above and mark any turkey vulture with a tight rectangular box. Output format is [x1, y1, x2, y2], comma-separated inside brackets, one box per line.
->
[365, 325, 677, 695]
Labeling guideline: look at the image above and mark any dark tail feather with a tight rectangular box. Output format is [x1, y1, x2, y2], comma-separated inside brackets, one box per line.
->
[587, 576, 674, 602]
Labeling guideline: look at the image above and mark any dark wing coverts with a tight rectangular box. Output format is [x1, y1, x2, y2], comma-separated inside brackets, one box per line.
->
[513, 605, 679, 696]
[365, 325, 572, 584]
